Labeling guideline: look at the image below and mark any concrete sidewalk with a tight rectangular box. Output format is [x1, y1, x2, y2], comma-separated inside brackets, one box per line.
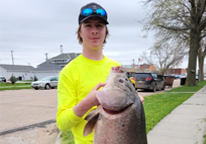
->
[147, 86, 206, 144]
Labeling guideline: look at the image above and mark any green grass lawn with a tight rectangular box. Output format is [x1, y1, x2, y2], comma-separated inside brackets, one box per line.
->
[0, 81, 32, 91]
[167, 80, 206, 92]
[60, 80, 206, 144]
[144, 92, 193, 132]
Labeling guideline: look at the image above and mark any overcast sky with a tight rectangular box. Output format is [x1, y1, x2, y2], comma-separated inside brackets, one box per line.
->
[0, 0, 190, 68]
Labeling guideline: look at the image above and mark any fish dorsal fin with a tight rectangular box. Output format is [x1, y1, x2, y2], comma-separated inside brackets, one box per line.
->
[83, 112, 100, 137]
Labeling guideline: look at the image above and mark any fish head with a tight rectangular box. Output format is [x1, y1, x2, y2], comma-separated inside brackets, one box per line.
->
[96, 66, 137, 114]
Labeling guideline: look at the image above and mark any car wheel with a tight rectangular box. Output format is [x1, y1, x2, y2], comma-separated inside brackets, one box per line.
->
[34, 87, 39, 90]
[45, 84, 51, 89]
[152, 85, 157, 92]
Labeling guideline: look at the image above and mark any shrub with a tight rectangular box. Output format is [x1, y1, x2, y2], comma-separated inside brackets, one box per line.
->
[10, 75, 17, 85]
[34, 75, 38, 81]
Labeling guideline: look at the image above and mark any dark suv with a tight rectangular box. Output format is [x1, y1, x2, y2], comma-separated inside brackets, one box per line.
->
[132, 72, 165, 92]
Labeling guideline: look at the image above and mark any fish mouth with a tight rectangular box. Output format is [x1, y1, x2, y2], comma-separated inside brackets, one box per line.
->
[103, 103, 133, 115]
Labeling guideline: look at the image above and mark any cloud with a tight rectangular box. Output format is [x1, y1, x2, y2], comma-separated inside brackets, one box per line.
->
[0, 0, 190, 68]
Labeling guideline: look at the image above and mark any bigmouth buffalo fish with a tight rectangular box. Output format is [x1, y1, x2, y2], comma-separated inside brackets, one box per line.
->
[84, 66, 147, 144]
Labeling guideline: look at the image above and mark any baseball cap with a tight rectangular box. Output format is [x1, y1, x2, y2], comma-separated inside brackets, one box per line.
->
[78, 2, 109, 25]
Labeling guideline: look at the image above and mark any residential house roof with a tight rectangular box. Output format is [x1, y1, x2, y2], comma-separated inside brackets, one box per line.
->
[37, 53, 81, 67]
[33, 62, 62, 72]
[50, 53, 80, 60]
[34, 53, 81, 72]
[0, 64, 35, 72]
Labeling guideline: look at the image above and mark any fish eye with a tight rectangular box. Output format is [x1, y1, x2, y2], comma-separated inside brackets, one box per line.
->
[119, 79, 124, 83]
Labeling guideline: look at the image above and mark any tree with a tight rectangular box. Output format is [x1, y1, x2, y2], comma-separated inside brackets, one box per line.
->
[143, 0, 206, 85]
[10, 75, 17, 85]
[141, 42, 188, 75]
[34, 75, 38, 81]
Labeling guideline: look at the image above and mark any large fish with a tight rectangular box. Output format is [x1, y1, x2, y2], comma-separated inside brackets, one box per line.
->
[84, 66, 147, 144]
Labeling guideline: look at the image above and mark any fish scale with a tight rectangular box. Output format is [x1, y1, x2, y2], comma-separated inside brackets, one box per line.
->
[84, 66, 147, 144]
[93, 105, 146, 144]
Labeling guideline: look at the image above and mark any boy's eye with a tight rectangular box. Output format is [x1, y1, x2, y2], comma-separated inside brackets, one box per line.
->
[97, 24, 104, 27]
[85, 24, 91, 27]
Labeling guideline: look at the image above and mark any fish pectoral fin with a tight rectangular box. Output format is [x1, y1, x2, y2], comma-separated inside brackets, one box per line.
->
[84, 110, 97, 121]
[83, 112, 100, 137]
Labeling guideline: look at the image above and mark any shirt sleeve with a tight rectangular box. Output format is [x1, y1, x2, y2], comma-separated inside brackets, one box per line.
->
[56, 68, 83, 132]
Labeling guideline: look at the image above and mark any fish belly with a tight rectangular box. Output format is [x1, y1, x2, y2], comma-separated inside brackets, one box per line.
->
[93, 109, 147, 144]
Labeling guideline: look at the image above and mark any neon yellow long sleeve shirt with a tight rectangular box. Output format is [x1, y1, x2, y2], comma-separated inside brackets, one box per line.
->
[56, 54, 120, 144]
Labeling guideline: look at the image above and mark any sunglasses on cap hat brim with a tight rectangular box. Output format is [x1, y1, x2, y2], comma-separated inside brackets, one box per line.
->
[79, 8, 109, 24]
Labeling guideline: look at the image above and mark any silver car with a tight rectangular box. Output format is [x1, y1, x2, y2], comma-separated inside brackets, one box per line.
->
[31, 76, 58, 90]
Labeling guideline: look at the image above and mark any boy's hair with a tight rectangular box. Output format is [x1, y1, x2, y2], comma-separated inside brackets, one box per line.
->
[76, 24, 109, 44]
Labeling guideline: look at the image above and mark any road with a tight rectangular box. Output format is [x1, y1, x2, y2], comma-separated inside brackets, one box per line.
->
[0, 79, 180, 144]
[0, 89, 59, 144]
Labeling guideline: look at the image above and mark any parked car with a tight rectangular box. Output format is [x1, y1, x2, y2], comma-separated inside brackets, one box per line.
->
[31, 76, 58, 90]
[127, 73, 136, 88]
[0, 76, 6, 82]
[179, 73, 199, 85]
[180, 73, 198, 80]
[179, 73, 187, 78]
[132, 72, 165, 92]
[129, 77, 136, 88]
[175, 75, 181, 79]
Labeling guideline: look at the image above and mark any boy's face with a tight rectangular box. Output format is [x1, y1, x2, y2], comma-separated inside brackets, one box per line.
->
[79, 17, 106, 50]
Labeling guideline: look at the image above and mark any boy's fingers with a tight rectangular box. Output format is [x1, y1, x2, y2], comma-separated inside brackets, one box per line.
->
[95, 83, 107, 90]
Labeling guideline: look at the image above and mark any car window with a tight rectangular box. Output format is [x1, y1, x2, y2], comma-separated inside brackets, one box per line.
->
[51, 77, 58, 81]
[40, 77, 49, 81]
[157, 75, 164, 80]
[132, 73, 152, 79]
[151, 73, 158, 78]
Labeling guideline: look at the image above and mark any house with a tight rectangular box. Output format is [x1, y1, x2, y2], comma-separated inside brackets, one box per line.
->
[122, 64, 156, 74]
[32, 61, 62, 80]
[32, 53, 80, 79]
[139, 64, 156, 72]
[0, 53, 81, 81]
[166, 68, 187, 75]
[48, 53, 81, 68]
[0, 64, 35, 80]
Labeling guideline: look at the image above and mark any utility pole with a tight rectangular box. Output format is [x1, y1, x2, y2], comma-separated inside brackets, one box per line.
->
[11, 50, 14, 65]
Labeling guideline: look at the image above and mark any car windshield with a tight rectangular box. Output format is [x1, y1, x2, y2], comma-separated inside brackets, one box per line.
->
[40, 77, 53, 81]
